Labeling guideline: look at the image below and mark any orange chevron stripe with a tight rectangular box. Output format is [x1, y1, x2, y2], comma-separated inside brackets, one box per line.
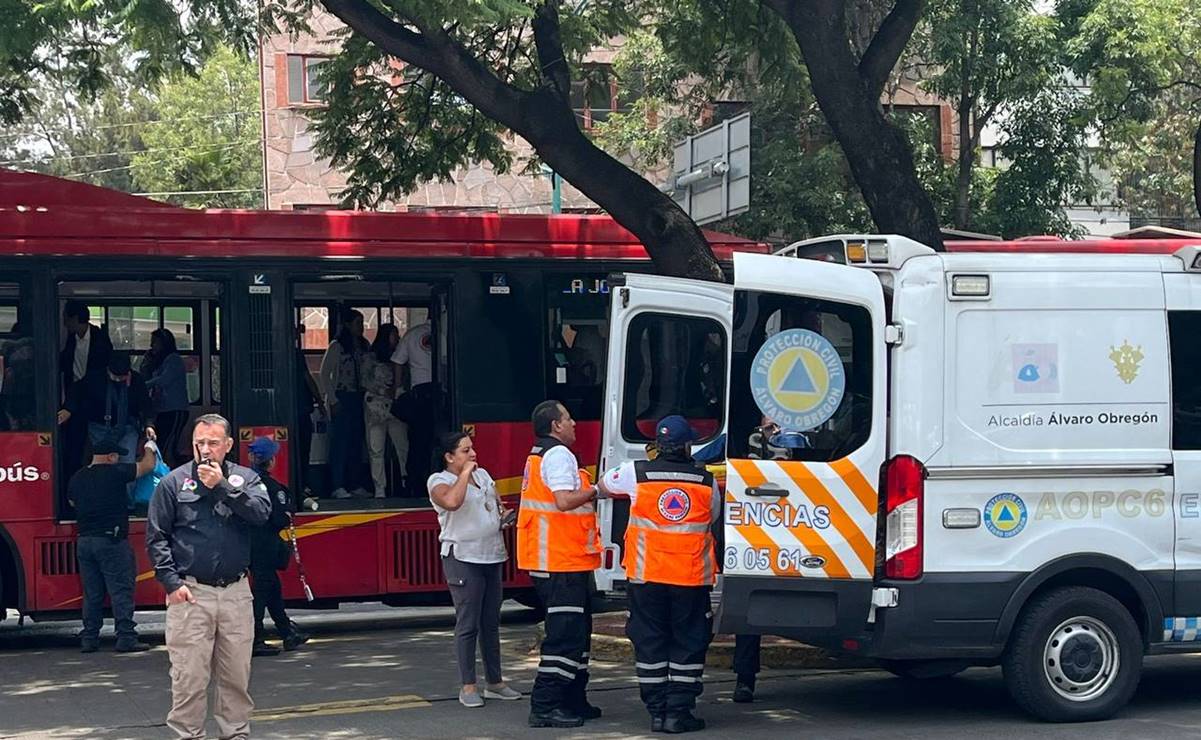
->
[779, 462, 875, 574]
[728, 459, 849, 578]
[831, 458, 878, 515]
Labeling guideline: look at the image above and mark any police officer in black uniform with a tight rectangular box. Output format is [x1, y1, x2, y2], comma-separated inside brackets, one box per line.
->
[247, 436, 310, 656]
[146, 413, 270, 739]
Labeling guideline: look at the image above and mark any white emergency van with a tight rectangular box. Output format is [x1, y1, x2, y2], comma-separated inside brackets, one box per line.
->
[593, 234, 1201, 722]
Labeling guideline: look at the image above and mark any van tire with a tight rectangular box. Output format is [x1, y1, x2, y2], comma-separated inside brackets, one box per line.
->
[1002, 586, 1141, 722]
[879, 659, 969, 680]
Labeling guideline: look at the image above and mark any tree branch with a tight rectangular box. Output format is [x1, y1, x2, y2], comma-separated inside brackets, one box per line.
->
[531, 0, 570, 101]
[320, 0, 531, 128]
[859, 0, 925, 98]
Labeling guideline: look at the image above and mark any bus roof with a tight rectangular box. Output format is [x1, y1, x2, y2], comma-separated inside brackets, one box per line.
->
[0, 169, 768, 261]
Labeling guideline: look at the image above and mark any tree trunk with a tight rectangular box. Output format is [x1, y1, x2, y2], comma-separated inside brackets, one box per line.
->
[768, 0, 945, 250]
[319, 0, 723, 281]
[954, 101, 973, 230]
[953, 16, 979, 231]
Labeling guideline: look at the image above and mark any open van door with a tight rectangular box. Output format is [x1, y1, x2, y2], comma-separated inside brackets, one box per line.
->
[717, 252, 887, 647]
[593, 274, 732, 592]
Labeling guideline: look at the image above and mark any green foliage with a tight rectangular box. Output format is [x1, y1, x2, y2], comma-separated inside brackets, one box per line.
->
[2, 46, 262, 208]
[130, 46, 262, 208]
[0, 0, 257, 125]
[0, 51, 155, 193]
[1065, 0, 1201, 218]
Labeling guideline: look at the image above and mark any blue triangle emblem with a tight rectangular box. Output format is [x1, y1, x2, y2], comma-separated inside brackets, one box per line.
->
[666, 496, 685, 511]
[780, 357, 817, 394]
[997, 506, 1015, 522]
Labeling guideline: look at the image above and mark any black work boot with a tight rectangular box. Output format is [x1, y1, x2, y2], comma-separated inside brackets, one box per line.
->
[733, 680, 755, 703]
[662, 713, 706, 734]
[528, 708, 585, 728]
[651, 715, 666, 732]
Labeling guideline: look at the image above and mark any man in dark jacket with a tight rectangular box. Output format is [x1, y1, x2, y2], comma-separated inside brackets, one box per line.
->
[59, 351, 155, 463]
[247, 436, 310, 656]
[60, 301, 114, 476]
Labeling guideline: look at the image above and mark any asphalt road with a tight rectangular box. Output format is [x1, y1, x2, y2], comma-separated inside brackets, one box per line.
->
[3, 604, 1201, 739]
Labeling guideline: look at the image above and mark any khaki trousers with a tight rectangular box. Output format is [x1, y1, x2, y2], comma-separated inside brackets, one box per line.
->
[165, 577, 255, 740]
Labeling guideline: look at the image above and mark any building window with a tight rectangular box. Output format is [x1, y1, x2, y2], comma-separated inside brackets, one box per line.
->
[286, 54, 330, 105]
[570, 64, 638, 131]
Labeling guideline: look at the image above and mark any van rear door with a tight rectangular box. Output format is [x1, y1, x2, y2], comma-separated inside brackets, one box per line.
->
[718, 252, 887, 645]
[593, 274, 732, 592]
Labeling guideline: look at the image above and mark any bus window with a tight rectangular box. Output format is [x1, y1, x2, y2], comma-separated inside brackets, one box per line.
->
[620, 312, 726, 444]
[546, 274, 609, 421]
[0, 284, 35, 432]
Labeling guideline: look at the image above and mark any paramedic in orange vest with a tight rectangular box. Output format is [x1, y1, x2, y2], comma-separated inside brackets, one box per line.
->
[599, 415, 720, 734]
[518, 400, 603, 729]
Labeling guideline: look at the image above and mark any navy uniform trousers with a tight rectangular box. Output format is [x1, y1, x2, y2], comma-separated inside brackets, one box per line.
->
[530, 572, 593, 715]
[626, 582, 713, 719]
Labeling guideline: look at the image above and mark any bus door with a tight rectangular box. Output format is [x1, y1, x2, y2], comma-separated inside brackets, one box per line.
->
[0, 273, 54, 522]
[292, 279, 436, 501]
[57, 279, 225, 473]
[595, 273, 732, 592]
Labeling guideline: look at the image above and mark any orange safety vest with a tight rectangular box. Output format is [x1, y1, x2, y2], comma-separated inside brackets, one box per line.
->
[623, 459, 717, 587]
[516, 439, 602, 573]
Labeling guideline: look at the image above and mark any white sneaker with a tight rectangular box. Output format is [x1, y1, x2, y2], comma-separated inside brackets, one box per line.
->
[351, 488, 372, 498]
[331, 488, 351, 499]
[373, 491, 386, 499]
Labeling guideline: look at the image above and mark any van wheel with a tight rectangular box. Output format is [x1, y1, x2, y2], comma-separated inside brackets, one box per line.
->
[1002, 586, 1142, 722]
[879, 659, 969, 680]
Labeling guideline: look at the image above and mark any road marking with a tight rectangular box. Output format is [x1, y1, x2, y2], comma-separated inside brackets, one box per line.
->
[253, 694, 431, 722]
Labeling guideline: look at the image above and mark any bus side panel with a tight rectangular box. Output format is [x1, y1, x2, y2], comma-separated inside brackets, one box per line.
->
[237, 426, 291, 488]
[0, 433, 54, 520]
[468, 420, 602, 496]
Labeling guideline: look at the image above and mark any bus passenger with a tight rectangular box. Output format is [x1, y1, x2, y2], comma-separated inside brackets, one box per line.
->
[428, 431, 520, 707]
[319, 309, 370, 500]
[1, 321, 35, 431]
[58, 351, 156, 464]
[392, 320, 435, 494]
[60, 301, 113, 477]
[364, 324, 409, 498]
[142, 328, 190, 467]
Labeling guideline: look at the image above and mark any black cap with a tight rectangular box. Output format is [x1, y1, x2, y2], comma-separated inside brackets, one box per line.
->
[92, 439, 128, 456]
[107, 351, 131, 375]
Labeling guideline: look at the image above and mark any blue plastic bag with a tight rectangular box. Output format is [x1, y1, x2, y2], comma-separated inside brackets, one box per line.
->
[132, 444, 171, 506]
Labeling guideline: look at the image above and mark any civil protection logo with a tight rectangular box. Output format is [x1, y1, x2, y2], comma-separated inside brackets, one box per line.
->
[749, 329, 845, 431]
[658, 488, 691, 522]
[984, 493, 1027, 538]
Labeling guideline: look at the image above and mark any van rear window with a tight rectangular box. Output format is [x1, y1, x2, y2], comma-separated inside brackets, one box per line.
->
[728, 290, 872, 462]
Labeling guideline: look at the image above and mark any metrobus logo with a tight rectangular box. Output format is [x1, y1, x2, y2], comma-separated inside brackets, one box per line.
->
[0, 463, 49, 483]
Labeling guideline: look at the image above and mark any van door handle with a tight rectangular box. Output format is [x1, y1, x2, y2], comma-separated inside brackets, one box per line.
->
[745, 484, 788, 498]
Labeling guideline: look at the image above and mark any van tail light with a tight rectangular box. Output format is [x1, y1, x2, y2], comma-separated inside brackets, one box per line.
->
[884, 455, 925, 580]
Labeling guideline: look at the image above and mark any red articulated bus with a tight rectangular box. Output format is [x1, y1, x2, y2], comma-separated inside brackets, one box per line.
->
[0, 169, 766, 620]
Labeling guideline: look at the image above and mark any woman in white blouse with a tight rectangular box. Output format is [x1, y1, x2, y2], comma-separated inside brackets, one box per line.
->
[428, 431, 521, 708]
